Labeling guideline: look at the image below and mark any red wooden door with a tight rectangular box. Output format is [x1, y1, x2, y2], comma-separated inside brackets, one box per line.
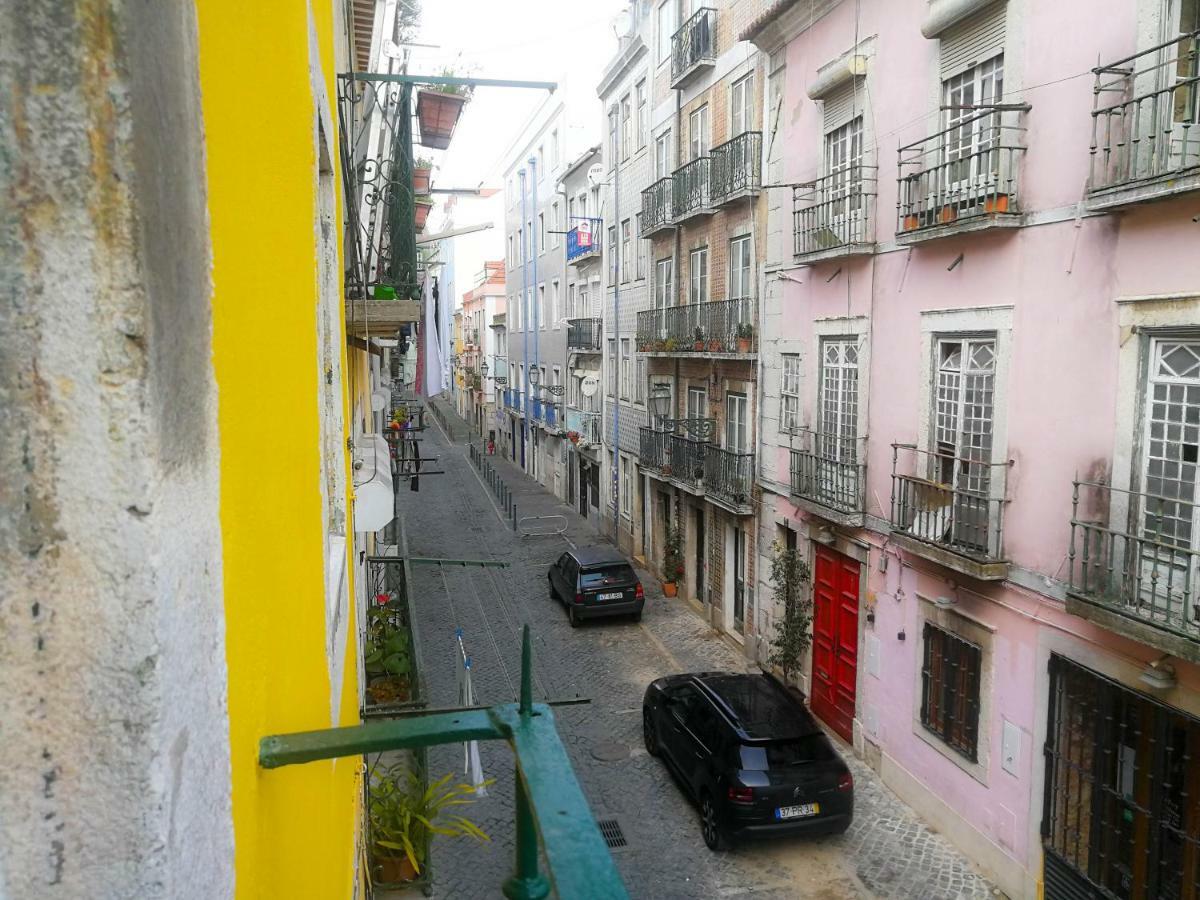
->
[811, 545, 859, 743]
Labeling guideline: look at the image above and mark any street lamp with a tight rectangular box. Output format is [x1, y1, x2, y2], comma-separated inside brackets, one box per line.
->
[649, 381, 672, 425]
[481, 361, 489, 379]
[527, 368, 540, 387]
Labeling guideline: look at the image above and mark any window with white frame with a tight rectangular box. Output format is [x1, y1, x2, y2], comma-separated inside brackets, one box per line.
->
[689, 247, 708, 304]
[551, 202, 560, 248]
[655, 130, 672, 178]
[608, 107, 619, 167]
[537, 285, 545, 329]
[607, 339, 617, 395]
[943, 56, 1004, 200]
[687, 386, 707, 421]
[688, 104, 710, 159]
[934, 336, 997, 551]
[620, 94, 632, 160]
[655, 258, 673, 309]
[567, 282, 576, 319]
[538, 213, 546, 254]
[608, 225, 618, 284]
[781, 354, 801, 433]
[656, 0, 674, 63]
[636, 225, 647, 280]
[551, 280, 560, 327]
[551, 128, 559, 169]
[726, 392, 749, 452]
[825, 114, 865, 240]
[635, 79, 647, 149]
[635, 356, 647, 404]
[620, 454, 633, 517]
[731, 72, 754, 135]
[729, 235, 751, 299]
[620, 338, 631, 399]
[621, 220, 631, 282]
[508, 235, 514, 268]
[820, 338, 859, 462]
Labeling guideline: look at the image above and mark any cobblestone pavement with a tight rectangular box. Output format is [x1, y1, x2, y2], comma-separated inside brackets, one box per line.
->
[397, 402, 1003, 900]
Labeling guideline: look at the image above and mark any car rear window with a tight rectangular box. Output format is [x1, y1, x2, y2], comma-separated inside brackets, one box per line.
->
[739, 736, 835, 770]
[580, 564, 636, 588]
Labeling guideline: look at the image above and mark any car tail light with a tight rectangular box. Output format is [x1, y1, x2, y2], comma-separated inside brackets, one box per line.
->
[635, 582, 644, 600]
[837, 773, 853, 792]
[574, 593, 583, 605]
[727, 786, 754, 804]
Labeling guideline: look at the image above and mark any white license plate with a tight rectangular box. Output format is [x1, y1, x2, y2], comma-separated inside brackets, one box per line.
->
[597, 592, 624, 601]
[775, 803, 819, 820]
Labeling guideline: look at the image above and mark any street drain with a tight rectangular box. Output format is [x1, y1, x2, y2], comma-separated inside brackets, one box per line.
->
[590, 740, 630, 762]
[597, 818, 627, 849]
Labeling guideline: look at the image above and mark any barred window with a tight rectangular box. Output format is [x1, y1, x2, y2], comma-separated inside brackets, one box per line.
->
[781, 354, 801, 432]
[920, 622, 981, 761]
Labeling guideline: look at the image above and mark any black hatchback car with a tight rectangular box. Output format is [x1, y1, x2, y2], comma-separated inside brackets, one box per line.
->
[547, 547, 644, 627]
[643, 672, 853, 849]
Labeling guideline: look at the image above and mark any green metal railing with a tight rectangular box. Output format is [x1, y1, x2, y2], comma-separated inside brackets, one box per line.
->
[261, 627, 627, 899]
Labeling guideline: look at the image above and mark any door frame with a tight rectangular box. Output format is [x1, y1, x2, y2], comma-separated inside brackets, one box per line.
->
[809, 539, 865, 744]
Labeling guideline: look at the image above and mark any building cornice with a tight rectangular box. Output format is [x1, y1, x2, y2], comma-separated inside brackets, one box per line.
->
[597, 37, 648, 99]
[739, 0, 840, 50]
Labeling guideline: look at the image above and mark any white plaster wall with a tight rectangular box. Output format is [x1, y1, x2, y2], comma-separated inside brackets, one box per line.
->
[0, 3, 234, 897]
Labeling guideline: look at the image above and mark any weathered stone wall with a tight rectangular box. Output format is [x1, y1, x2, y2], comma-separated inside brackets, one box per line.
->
[0, 2, 232, 896]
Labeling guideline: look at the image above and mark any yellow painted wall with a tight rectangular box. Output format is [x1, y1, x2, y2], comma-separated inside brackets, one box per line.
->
[195, 1, 362, 896]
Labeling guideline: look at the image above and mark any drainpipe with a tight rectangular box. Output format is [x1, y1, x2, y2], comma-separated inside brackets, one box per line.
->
[557, 184, 571, 494]
[529, 155, 540, 480]
[520, 168, 529, 470]
[611, 140, 621, 546]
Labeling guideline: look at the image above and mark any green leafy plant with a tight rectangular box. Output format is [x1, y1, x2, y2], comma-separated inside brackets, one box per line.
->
[662, 517, 685, 584]
[414, 156, 434, 170]
[432, 67, 475, 100]
[735, 322, 754, 339]
[369, 763, 492, 882]
[693, 326, 705, 344]
[766, 541, 813, 681]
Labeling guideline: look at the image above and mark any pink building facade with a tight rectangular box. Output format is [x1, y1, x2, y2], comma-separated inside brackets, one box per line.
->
[745, 1, 1200, 897]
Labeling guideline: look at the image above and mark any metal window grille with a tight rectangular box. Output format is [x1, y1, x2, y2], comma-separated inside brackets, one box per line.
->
[935, 336, 996, 551]
[920, 622, 981, 761]
[1042, 654, 1200, 900]
[824, 118, 866, 241]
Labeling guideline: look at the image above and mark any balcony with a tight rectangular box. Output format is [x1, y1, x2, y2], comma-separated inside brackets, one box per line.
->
[566, 407, 602, 447]
[1067, 480, 1200, 662]
[639, 427, 670, 470]
[896, 105, 1029, 243]
[672, 157, 713, 222]
[793, 166, 878, 262]
[540, 400, 560, 432]
[789, 431, 866, 526]
[567, 317, 602, 352]
[1087, 31, 1200, 209]
[671, 7, 716, 89]
[704, 445, 755, 514]
[888, 444, 1009, 581]
[566, 217, 603, 263]
[504, 389, 524, 413]
[710, 132, 762, 206]
[640, 177, 674, 236]
[636, 298, 757, 357]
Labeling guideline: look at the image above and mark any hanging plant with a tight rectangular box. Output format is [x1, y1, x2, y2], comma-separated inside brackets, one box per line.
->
[766, 541, 813, 682]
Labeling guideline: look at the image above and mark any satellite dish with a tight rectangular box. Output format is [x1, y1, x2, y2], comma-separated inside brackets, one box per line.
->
[580, 374, 600, 397]
[586, 164, 604, 187]
[382, 40, 404, 60]
[612, 8, 634, 38]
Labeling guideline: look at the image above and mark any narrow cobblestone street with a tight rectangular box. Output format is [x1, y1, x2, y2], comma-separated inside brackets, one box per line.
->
[401, 404, 1003, 900]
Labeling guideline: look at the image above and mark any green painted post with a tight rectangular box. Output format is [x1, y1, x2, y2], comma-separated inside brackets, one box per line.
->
[502, 627, 550, 900]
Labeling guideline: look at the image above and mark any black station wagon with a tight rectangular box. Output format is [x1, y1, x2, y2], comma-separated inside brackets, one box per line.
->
[643, 672, 853, 850]
[547, 547, 645, 627]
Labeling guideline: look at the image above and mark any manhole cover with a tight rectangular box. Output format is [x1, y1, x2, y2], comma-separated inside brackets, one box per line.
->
[590, 740, 629, 762]
[596, 818, 627, 849]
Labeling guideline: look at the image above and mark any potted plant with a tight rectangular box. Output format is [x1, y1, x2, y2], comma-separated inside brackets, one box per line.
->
[364, 602, 413, 708]
[661, 519, 685, 597]
[938, 204, 958, 224]
[417, 71, 474, 150]
[693, 326, 705, 352]
[414, 195, 434, 232]
[708, 338, 723, 352]
[413, 156, 433, 194]
[369, 763, 492, 886]
[766, 541, 814, 682]
[664, 337, 678, 352]
[735, 322, 754, 353]
[984, 193, 1010, 214]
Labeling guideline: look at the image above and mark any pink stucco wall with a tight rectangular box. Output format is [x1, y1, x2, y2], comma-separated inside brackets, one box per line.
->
[765, 1, 1200, 893]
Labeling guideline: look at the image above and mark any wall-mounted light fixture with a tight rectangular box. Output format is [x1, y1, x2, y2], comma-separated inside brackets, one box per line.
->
[1139, 656, 1177, 690]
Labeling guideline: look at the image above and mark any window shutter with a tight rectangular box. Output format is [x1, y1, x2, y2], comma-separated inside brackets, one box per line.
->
[939, 2, 1005, 80]
[822, 78, 862, 134]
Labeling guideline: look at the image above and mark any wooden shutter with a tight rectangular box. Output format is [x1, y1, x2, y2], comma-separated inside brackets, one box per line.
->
[823, 78, 862, 134]
[939, 2, 1006, 79]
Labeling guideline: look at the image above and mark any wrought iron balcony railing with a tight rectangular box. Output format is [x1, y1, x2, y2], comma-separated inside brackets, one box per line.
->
[710, 132, 762, 205]
[636, 298, 757, 355]
[338, 76, 420, 301]
[793, 166, 878, 258]
[789, 430, 866, 518]
[897, 105, 1028, 237]
[639, 427, 670, 470]
[705, 446, 755, 511]
[671, 7, 716, 87]
[672, 157, 712, 219]
[541, 401, 560, 430]
[567, 317, 602, 351]
[889, 444, 1009, 577]
[667, 434, 709, 490]
[1089, 31, 1200, 199]
[567, 408, 602, 446]
[1068, 480, 1200, 649]
[641, 177, 674, 235]
[566, 218, 603, 262]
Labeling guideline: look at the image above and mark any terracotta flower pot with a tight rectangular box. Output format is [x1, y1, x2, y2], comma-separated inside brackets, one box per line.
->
[413, 167, 432, 194]
[694, 341, 705, 351]
[414, 200, 433, 232]
[903, 214, 921, 231]
[662, 581, 678, 598]
[984, 194, 1010, 214]
[737, 337, 751, 353]
[939, 205, 958, 224]
[416, 89, 467, 150]
[375, 855, 418, 885]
